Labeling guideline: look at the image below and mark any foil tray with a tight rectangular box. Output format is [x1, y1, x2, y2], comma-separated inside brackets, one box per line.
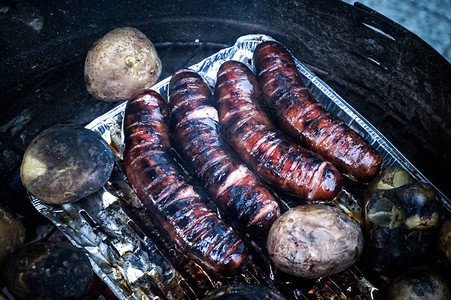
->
[29, 34, 450, 300]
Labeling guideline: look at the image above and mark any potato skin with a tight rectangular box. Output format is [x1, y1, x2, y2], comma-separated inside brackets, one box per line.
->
[384, 267, 451, 300]
[0, 207, 25, 268]
[438, 218, 451, 268]
[2, 241, 93, 300]
[20, 124, 115, 205]
[84, 27, 162, 101]
[362, 167, 445, 273]
[267, 204, 364, 279]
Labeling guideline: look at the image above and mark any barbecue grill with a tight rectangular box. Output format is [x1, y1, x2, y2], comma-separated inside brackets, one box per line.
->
[0, 0, 450, 299]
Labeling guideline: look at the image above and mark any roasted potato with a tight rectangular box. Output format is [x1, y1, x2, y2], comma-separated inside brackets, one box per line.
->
[0, 206, 25, 268]
[20, 124, 115, 205]
[0, 291, 7, 300]
[384, 267, 451, 300]
[84, 27, 162, 101]
[2, 241, 93, 300]
[438, 218, 451, 268]
[267, 204, 364, 279]
[362, 167, 445, 273]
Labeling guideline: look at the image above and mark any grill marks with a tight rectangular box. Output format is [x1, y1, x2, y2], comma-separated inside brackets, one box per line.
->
[169, 69, 280, 239]
[254, 41, 382, 182]
[123, 89, 247, 274]
[215, 61, 343, 202]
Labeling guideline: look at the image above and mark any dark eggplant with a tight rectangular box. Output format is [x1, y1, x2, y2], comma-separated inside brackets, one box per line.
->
[362, 167, 445, 273]
[2, 241, 93, 300]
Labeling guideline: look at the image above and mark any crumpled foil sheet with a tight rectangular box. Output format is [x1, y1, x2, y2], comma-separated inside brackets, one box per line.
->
[29, 34, 450, 300]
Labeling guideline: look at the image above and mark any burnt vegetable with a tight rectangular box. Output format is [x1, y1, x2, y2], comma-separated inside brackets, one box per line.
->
[84, 27, 162, 101]
[20, 124, 115, 205]
[2, 241, 93, 300]
[438, 218, 451, 268]
[384, 267, 451, 300]
[203, 284, 286, 300]
[363, 167, 444, 273]
[0, 207, 25, 268]
[267, 204, 364, 279]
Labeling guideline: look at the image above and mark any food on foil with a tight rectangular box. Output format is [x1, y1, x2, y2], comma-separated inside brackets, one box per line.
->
[438, 218, 451, 267]
[363, 167, 445, 273]
[384, 266, 451, 300]
[254, 41, 382, 182]
[123, 89, 248, 274]
[27, 34, 451, 299]
[0, 207, 25, 268]
[20, 124, 115, 205]
[215, 60, 343, 202]
[168, 69, 280, 240]
[267, 204, 364, 279]
[202, 284, 287, 299]
[2, 241, 93, 300]
[84, 27, 162, 102]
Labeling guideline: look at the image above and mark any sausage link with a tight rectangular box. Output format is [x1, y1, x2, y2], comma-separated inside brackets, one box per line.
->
[215, 61, 343, 202]
[123, 89, 247, 273]
[169, 69, 280, 239]
[254, 41, 382, 182]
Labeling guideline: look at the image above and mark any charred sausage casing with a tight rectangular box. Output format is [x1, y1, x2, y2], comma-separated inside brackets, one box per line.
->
[215, 61, 343, 202]
[254, 41, 382, 182]
[123, 89, 247, 273]
[169, 69, 280, 239]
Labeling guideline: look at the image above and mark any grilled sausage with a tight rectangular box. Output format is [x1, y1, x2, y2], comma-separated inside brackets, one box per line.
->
[253, 41, 382, 182]
[169, 69, 280, 239]
[123, 89, 247, 273]
[215, 61, 343, 202]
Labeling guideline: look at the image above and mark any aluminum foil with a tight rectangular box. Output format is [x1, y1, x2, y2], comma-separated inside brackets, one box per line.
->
[29, 34, 450, 300]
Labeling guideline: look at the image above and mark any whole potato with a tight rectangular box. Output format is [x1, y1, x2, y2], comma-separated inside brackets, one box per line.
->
[20, 124, 115, 205]
[385, 267, 451, 300]
[84, 27, 162, 101]
[267, 204, 364, 279]
[438, 218, 451, 268]
[0, 207, 25, 267]
[2, 241, 93, 300]
[362, 167, 445, 273]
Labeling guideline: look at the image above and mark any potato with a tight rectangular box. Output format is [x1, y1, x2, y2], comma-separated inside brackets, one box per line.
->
[438, 218, 451, 268]
[84, 27, 162, 101]
[0, 207, 25, 268]
[384, 267, 451, 300]
[0, 292, 7, 300]
[267, 204, 364, 279]
[362, 167, 445, 273]
[20, 124, 115, 204]
[2, 241, 93, 300]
